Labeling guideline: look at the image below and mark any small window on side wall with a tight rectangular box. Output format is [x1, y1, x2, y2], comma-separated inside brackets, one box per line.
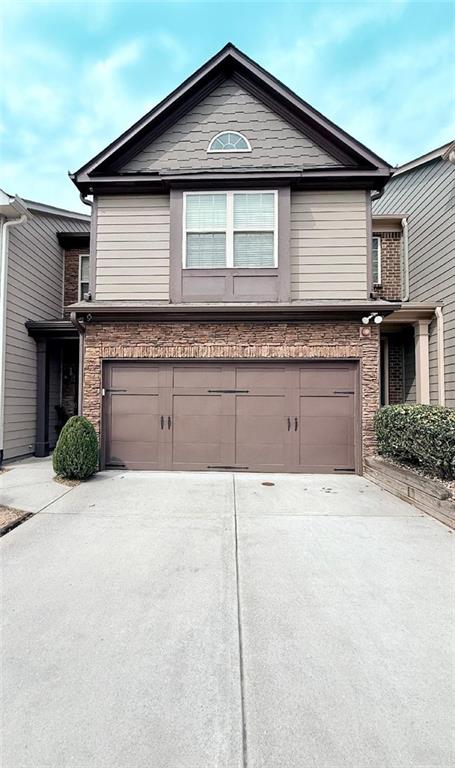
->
[372, 236, 381, 285]
[79, 254, 89, 300]
[207, 131, 251, 153]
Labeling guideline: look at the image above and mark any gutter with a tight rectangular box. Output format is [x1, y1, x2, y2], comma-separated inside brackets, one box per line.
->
[0, 206, 29, 463]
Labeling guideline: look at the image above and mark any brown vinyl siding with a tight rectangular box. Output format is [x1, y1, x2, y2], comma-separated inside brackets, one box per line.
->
[122, 79, 341, 173]
[374, 157, 455, 407]
[95, 195, 170, 301]
[290, 190, 368, 300]
[4, 212, 90, 460]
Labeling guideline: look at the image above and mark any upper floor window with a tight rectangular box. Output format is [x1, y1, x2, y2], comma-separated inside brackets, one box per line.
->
[372, 236, 381, 285]
[207, 131, 251, 153]
[183, 191, 277, 269]
[79, 254, 89, 300]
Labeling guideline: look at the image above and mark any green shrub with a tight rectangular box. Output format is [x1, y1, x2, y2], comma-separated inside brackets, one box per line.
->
[374, 404, 455, 480]
[52, 416, 99, 480]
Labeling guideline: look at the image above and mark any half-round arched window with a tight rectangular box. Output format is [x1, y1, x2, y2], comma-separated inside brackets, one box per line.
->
[207, 131, 251, 153]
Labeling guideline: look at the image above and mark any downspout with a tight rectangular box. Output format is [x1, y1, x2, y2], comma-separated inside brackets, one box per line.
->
[79, 192, 93, 209]
[435, 306, 445, 406]
[70, 312, 86, 415]
[401, 217, 409, 301]
[0, 212, 28, 463]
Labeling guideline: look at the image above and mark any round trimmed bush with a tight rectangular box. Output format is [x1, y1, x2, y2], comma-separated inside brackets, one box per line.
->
[53, 416, 99, 480]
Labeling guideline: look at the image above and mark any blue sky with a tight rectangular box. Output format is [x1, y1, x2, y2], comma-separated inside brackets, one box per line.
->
[1, 0, 454, 212]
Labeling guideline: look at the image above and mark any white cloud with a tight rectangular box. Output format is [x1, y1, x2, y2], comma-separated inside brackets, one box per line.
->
[0, 31, 190, 210]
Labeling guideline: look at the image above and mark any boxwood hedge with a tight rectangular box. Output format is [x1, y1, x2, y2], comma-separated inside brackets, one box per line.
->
[53, 416, 99, 480]
[374, 404, 455, 480]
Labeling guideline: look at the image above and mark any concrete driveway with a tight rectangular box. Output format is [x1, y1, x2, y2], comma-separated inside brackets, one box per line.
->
[1, 459, 454, 768]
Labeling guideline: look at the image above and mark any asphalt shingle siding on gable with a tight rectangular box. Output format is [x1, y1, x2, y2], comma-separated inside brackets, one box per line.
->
[4, 212, 90, 460]
[374, 157, 455, 407]
[122, 79, 342, 172]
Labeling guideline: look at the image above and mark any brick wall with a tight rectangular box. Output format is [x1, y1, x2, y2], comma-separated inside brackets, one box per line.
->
[387, 336, 404, 404]
[373, 231, 402, 301]
[82, 320, 380, 459]
[64, 248, 89, 310]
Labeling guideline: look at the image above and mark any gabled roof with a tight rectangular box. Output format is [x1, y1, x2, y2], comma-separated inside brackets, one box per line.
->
[393, 140, 455, 177]
[72, 43, 391, 186]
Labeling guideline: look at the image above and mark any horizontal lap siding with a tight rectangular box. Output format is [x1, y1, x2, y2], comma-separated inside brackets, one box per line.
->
[290, 191, 368, 300]
[4, 212, 90, 460]
[374, 159, 455, 407]
[122, 80, 340, 172]
[95, 195, 170, 301]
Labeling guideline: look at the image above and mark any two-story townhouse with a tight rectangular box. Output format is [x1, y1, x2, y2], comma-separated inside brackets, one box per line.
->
[0, 189, 90, 463]
[372, 142, 455, 409]
[59, 44, 400, 474]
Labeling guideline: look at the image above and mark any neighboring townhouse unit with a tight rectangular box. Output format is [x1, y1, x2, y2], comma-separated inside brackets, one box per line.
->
[30, 44, 401, 474]
[0, 190, 90, 462]
[373, 142, 455, 408]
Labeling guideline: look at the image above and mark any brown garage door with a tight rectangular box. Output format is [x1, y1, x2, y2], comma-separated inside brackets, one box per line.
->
[103, 361, 358, 473]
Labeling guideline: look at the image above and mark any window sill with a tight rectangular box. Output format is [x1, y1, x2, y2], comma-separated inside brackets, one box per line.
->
[183, 267, 278, 275]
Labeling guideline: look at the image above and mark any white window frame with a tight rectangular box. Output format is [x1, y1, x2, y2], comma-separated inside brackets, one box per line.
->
[78, 254, 89, 300]
[182, 190, 278, 269]
[207, 131, 252, 153]
[372, 235, 382, 284]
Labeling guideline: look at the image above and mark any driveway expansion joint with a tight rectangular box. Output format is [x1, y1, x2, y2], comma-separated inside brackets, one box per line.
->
[233, 473, 248, 768]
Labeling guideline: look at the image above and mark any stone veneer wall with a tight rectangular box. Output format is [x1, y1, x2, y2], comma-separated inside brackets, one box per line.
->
[82, 320, 380, 460]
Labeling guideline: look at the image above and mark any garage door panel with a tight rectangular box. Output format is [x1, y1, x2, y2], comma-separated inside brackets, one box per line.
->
[235, 366, 290, 389]
[171, 394, 230, 468]
[299, 393, 355, 472]
[234, 394, 289, 470]
[108, 441, 160, 469]
[299, 364, 355, 392]
[109, 364, 160, 390]
[300, 395, 354, 417]
[301, 415, 354, 445]
[298, 444, 355, 469]
[172, 365, 226, 389]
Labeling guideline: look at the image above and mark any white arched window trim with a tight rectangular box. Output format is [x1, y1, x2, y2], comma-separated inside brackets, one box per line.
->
[207, 131, 252, 153]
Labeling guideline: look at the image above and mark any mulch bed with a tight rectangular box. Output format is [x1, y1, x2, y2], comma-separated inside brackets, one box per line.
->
[0, 506, 33, 536]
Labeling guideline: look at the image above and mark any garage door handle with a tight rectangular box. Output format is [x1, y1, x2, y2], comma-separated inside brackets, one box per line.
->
[295, 417, 298, 431]
[160, 416, 164, 430]
[168, 416, 172, 430]
[287, 417, 291, 431]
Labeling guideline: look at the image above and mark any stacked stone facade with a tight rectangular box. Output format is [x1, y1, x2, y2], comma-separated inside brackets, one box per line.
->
[82, 320, 380, 461]
[373, 230, 402, 301]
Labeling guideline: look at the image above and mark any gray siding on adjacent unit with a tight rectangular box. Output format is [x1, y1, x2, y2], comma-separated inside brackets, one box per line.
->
[95, 195, 170, 301]
[374, 158, 455, 407]
[4, 212, 90, 460]
[122, 79, 341, 173]
[290, 190, 368, 300]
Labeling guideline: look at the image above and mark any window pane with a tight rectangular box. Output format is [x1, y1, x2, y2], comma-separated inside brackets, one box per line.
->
[234, 193, 275, 229]
[80, 255, 89, 281]
[209, 132, 249, 151]
[186, 233, 226, 268]
[234, 232, 274, 267]
[186, 194, 226, 229]
[372, 237, 380, 283]
[80, 282, 89, 299]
